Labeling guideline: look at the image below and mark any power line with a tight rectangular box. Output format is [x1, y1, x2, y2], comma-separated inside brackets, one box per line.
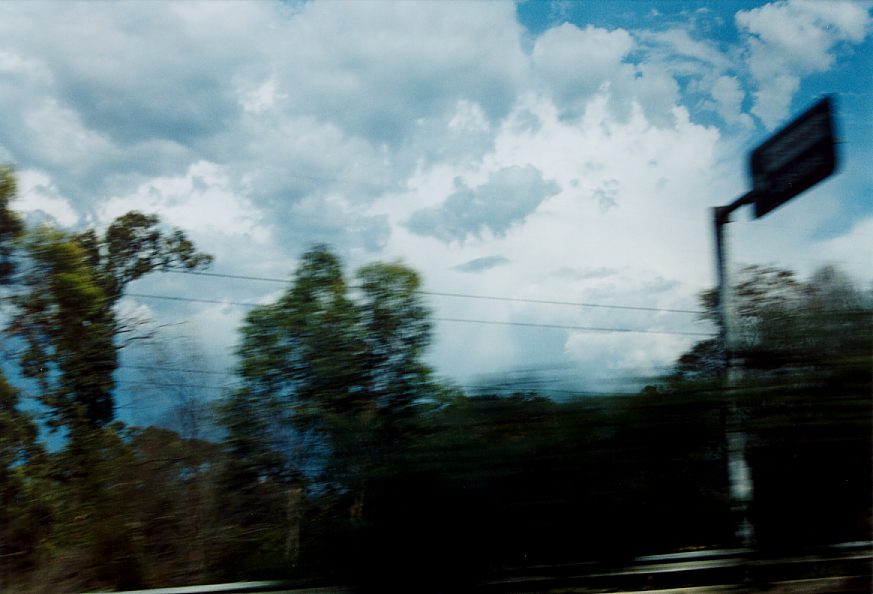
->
[124, 381, 237, 391]
[128, 293, 259, 308]
[125, 292, 713, 337]
[164, 270, 290, 284]
[160, 269, 705, 315]
[122, 380, 604, 396]
[120, 378, 623, 398]
[121, 377, 603, 396]
[125, 365, 233, 376]
[118, 364, 673, 381]
[436, 317, 711, 337]
[419, 290, 703, 315]
[457, 385, 628, 397]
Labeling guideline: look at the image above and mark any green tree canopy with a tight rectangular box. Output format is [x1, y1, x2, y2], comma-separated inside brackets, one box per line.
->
[357, 261, 433, 420]
[0, 166, 24, 284]
[5, 207, 212, 431]
[0, 372, 45, 579]
[225, 245, 436, 496]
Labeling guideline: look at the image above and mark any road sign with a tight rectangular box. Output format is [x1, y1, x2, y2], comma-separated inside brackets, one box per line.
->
[749, 96, 837, 218]
[713, 95, 839, 550]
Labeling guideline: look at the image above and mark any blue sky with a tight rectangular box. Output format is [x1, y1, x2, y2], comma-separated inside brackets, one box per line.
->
[0, 0, 870, 421]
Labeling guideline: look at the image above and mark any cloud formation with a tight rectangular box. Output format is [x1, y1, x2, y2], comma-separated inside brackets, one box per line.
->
[407, 165, 561, 243]
[533, 23, 634, 108]
[736, 0, 872, 128]
[532, 23, 680, 125]
[0, 1, 869, 392]
[453, 255, 510, 273]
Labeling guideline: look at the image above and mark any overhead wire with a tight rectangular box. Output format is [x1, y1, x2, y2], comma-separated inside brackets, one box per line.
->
[127, 292, 255, 308]
[118, 269, 713, 397]
[160, 269, 706, 315]
[119, 364, 670, 382]
[117, 379, 628, 398]
[436, 317, 711, 337]
[124, 381, 237, 391]
[457, 385, 630, 397]
[124, 365, 234, 376]
[125, 292, 713, 338]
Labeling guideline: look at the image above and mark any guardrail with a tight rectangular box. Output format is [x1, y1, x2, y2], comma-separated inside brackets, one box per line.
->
[480, 541, 872, 592]
[107, 542, 872, 594]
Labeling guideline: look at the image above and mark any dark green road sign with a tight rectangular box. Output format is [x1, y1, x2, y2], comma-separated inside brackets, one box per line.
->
[750, 96, 837, 219]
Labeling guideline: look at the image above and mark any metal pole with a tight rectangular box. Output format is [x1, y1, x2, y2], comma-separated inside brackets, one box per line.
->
[713, 207, 730, 370]
[713, 198, 755, 549]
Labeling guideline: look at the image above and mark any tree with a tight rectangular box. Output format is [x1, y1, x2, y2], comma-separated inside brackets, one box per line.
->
[10, 226, 118, 433]
[0, 166, 24, 284]
[672, 264, 871, 380]
[221, 245, 436, 572]
[672, 338, 722, 381]
[231, 246, 370, 476]
[231, 245, 436, 470]
[0, 189, 213, 589]
[0, 167, 46, 586]
[357, 261, 433, 423]
[77, 211, 212, 302]
[125, 425, 224, 586]
[0, 372, 47, 585]
[6, 211, 212, 433]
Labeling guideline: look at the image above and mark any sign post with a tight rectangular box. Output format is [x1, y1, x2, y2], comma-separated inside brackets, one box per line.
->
[712, 95, 838, 549]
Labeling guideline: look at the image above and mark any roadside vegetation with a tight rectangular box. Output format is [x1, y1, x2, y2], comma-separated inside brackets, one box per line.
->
[1, 166, 869, 591]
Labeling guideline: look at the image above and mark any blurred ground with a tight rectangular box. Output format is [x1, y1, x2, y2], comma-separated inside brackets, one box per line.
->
[576, 576, 871, 593]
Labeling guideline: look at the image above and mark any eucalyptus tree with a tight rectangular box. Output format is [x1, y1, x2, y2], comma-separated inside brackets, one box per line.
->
[224, 244, 436, 544]
[6, 209, 212, 433]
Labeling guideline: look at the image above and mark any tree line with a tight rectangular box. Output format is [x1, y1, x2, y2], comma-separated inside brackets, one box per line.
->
[0, 165, 870, 591]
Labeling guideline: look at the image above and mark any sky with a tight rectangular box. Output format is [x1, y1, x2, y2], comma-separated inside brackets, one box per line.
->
[0, 0, 871, 420]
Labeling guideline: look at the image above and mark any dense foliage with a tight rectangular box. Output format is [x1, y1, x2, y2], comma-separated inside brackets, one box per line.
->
[672, 264, 872, 381]
[0, 166, 869, 592]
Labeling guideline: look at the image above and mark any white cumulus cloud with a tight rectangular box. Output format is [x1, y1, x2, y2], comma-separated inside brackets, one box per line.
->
[737, 0, 872, 128]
